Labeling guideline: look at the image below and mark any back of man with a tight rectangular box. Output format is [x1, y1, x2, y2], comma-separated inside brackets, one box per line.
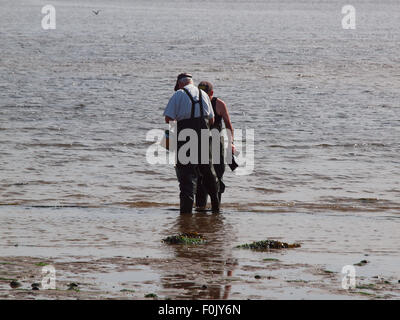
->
[163, 73, 220, 214]
[165, 85, 211, 121]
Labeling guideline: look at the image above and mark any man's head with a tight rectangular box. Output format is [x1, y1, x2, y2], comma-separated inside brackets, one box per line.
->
[174, 73, 193, 91]
[198, 81, 214, 98]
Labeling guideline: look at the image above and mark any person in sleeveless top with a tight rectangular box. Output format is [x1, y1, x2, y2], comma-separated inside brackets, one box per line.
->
[163, 74, 220, 214]
[196, 81, 235, 209]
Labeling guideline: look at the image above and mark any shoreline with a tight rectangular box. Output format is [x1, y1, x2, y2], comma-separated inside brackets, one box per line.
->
[1, 205, 399, 299]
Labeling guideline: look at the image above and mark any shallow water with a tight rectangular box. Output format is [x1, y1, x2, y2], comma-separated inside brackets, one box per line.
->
[0, 0, 399, 211]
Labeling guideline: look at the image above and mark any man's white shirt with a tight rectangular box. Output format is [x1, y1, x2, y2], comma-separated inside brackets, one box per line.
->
[163, 84, 214, 121]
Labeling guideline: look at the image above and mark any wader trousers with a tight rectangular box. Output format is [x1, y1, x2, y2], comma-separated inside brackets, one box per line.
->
[195, 146, 225, 207]
[175, 88, 220, 214]
[175, 164, 220, 214]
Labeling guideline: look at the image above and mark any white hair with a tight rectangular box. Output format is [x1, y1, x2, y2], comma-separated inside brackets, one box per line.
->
[178, 77, 193, 85]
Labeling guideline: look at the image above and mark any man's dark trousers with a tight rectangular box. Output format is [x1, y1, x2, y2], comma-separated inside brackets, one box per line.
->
[175, 163, 220, 213]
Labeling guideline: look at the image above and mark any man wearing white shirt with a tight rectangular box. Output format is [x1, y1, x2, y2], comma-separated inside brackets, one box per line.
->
[164, 73, 220, 214]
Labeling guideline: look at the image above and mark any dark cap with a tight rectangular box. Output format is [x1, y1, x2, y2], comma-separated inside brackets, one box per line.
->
[174, 73, 192, 91]
[198, 81, 213, 94]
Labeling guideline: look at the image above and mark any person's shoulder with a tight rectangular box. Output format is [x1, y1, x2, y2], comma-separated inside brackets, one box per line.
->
[170, 89, 186, 100]
[184, 84, 197, 94]
[215, 97, 227, 107]
[214, 97, 228, 116]
[214, 96, 225, 103]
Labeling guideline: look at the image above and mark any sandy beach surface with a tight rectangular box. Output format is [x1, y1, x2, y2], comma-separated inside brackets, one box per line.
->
[1, 204, 399, 300]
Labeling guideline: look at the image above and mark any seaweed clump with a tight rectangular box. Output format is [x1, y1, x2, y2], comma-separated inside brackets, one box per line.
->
[236, 240, 301, 250]
[162, 232, 206, 245]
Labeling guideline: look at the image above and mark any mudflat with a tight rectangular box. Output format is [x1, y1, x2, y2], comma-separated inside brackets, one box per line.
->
[1, 205, 399, 300]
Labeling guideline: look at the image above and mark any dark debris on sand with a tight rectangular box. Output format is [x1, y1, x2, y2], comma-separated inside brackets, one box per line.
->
[354, 260, 369, 267]
[236, 240, 301, 250]
[162, 232, 206, 245]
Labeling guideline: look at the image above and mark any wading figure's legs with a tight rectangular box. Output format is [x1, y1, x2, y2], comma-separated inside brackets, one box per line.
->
[196, 165, 225, 208]
[214, 162, 225, 203]
[175, 164, 197, 214]
[197, 164, 220, 212]
[196, 141, 225, 208]
[195, 174, 208, 209]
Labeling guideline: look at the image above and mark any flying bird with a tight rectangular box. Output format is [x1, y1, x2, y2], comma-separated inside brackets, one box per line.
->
[92, 10, 100, 15]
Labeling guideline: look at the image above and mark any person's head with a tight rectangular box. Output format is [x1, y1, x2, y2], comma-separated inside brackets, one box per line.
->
[198, 81, 214, 99]
[174, 73, 193, 91]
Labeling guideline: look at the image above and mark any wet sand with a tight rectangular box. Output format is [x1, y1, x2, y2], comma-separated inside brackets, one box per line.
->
[0, 205, 399, 300]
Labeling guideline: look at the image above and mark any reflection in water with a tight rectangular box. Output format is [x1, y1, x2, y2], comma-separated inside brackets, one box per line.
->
[161, 212, 237, 299]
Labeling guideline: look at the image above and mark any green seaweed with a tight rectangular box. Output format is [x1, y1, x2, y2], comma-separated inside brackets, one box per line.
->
[162, 232, 206, 245]
[358, 291, 374, 296]
[237, 240, 301, 250]
[323, 270, 335, 274]
[356, 284, 375, 290]
[263, 258, 280, 262]
[145, 293, 157, 298]
[35, 262, 49, 267]
[0, 277, 16, 281]
[120, 289, 135, 293]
